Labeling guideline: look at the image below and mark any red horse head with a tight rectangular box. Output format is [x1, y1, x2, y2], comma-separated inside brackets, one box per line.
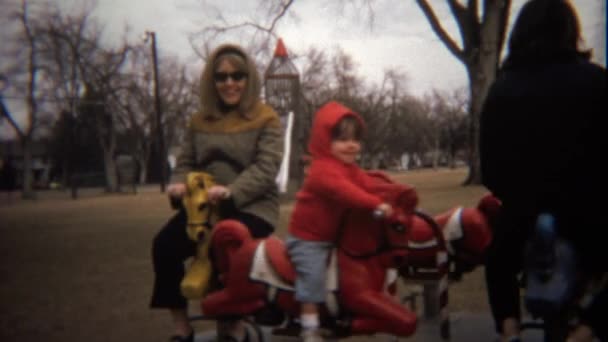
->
[401, 193, 500, 280]
[337, 171, 418, 268]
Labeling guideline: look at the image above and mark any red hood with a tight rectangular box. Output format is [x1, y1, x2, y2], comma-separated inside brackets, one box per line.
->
[308, 101, 365, 159]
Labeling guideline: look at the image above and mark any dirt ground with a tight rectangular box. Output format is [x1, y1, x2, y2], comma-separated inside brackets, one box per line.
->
[0, 168, 492, 342]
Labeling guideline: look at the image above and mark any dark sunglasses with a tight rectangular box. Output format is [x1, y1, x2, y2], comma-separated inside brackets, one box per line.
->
[213, 71, 248, 83]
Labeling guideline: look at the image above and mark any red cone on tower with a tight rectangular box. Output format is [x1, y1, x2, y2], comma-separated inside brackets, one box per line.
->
[274, 38, 288, 58]
[264, 37, 299, 113]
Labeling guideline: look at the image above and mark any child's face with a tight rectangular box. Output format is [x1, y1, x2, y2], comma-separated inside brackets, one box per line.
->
[330, 137, 361, 164]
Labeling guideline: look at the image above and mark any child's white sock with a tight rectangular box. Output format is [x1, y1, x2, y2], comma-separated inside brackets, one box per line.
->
[300, 313, 320, 330]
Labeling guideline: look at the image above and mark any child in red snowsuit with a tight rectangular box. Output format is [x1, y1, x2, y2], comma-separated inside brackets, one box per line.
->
[286, 101, 393, 341]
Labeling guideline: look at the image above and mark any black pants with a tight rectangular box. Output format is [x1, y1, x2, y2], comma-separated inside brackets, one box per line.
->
[150, 204, 274, 309]
[580, 285, 608, 341]
[484, 208, 530, 333]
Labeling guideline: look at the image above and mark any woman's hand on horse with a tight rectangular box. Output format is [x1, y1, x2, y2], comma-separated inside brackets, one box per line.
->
[167, 183, 187, 198]
[208, 185, 231, 204]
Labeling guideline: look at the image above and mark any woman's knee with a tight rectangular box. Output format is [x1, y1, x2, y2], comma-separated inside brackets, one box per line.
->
[152, 230, 173, 263]
[235, 213, 274, 238]
[152, 219, 192, 262]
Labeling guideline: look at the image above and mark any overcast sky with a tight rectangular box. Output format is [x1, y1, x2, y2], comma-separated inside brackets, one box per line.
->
[1, 0, 606, 139]
[88, 0, 606, 92]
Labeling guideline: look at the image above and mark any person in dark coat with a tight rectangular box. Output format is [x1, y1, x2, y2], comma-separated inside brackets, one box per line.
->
[480, 1, 606, 341]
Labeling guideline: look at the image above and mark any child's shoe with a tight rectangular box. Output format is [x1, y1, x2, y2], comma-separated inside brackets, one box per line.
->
[300, 328, 324, 342]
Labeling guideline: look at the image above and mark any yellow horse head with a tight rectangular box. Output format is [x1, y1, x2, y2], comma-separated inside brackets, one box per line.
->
[182, 172, 220, 242]
[180, 172, 220, 299]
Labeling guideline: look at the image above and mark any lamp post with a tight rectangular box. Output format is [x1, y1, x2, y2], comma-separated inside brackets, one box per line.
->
[144, 31, 166, 192]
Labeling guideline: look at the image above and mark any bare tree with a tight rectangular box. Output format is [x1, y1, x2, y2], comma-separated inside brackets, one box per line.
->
[38, 4, 101, 188]
[117, 47, 197, 184]
[415, 0, 511, 183]
[116, 46, 159, 184]
[386, 94, 436, 169]
[157, 57, 198, 152]
[188, 0, 296, 67]
[38, 4, 132, 192]
[426, 88, 469, 169]
[3, 0, 201, 193]
[363, 69, 409, 164]
[1, 0, 54, 199]
[295, 46, 332, 136]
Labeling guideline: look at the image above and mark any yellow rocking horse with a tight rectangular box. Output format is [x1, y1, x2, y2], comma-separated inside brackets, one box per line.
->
[180, 172, 220, 299]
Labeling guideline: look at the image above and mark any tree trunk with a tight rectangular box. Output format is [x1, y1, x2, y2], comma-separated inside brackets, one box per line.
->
[61, 161, 68, 189]
[21, 137, 36, 199]
[463, 3, 504, 185]
[464, 66, 483, 185]
[448, 144, 457, 169]
[137, 156, 148, 185]
[432, 135, 440, 169]
[464, 61, 496, 185]
[103, 150, 118, 192]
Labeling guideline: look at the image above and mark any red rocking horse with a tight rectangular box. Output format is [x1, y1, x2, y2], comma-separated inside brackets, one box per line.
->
[190, 172, 498, 340]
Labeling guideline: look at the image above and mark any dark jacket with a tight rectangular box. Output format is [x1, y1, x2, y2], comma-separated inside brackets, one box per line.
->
[480, 51, 606, 266]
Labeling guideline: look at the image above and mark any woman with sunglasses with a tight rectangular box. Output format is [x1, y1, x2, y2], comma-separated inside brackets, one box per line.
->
[150, 43, 283, 342]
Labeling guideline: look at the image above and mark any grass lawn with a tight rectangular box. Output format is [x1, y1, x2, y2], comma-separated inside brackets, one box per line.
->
[0, 167, 492, 341]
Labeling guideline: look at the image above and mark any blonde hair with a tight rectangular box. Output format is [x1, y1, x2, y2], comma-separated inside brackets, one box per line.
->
[199, 44, 261, 120]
